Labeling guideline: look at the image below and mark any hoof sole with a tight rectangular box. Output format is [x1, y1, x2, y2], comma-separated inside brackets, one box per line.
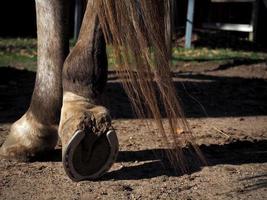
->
[63, 129, 119, 181]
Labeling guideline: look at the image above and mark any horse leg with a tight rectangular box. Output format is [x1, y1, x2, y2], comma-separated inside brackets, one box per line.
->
[59, 1, 118, 181]
[0, 0, 69, 160]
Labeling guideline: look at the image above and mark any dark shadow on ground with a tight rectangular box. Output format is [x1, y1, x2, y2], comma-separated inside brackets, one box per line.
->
[171, 57, 266, 65]
[0, 66, 267, 122]
[206, 58, 266, 72]
[172, 72, 267, 118]
[31, 139, 267, 181]
[104, 139, 267, 180]
[0, 67, 267, 123]
[105, 69, 267, 119]
[0, 67, 35, 123]
[239, 173, 267, 193]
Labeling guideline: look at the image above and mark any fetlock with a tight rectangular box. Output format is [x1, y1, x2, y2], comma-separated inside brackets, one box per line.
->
[0, 111, 58, 161]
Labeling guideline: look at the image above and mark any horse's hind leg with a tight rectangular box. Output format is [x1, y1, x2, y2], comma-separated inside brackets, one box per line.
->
[0, 0, 69, 161]
[59, 1, 118, 181]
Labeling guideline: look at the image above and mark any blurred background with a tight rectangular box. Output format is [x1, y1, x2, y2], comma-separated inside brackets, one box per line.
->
[0, 0, 266, 71]
[0, 0, 266, 46]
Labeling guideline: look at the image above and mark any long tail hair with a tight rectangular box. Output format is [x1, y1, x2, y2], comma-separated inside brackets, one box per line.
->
[94, 0, 204, 172]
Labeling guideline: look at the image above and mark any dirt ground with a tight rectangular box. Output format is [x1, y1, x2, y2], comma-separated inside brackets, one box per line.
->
[0, 60, 267, 200]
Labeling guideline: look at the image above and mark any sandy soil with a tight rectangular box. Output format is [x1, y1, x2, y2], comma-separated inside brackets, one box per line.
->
[0, 60, 267, 200]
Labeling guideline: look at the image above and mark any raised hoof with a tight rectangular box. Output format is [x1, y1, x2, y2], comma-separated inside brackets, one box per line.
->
[62, 129, 119, 181]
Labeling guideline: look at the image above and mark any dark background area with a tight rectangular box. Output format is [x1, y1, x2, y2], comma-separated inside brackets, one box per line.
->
[0, 0, 266, 47]
[0, 1, 37, 37]
[0, 0, 80, 38]
[173, 0, 267, 47]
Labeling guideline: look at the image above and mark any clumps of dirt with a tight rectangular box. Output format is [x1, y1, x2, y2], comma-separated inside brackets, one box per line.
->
[1, 62, 267, 199]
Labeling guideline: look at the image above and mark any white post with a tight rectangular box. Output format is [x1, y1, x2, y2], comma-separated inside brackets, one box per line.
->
[185, 0, 195, 48]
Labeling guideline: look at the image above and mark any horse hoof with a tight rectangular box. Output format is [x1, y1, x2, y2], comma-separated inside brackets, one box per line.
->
[62, 128, 119, 181]
[0, 113, 58, 162]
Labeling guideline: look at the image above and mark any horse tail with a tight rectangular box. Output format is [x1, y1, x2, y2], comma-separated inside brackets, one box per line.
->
[95, 0, 205, 173]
